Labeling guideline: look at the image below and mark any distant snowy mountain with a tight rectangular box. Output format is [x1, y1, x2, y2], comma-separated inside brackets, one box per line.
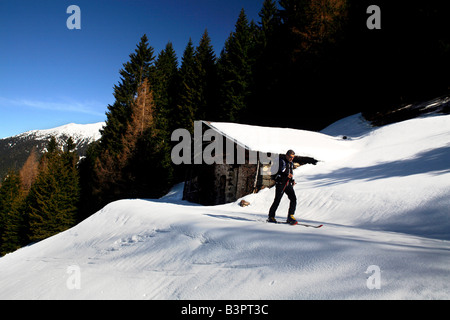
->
[0, 114, 448, 300]
[13, 122, 104, 143]
[0, 122, 104, 177]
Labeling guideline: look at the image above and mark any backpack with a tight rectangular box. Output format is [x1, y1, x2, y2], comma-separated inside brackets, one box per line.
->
[272, 156, 291, 183]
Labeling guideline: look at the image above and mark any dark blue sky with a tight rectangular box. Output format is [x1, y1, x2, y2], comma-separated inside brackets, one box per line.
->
[0, 0, 266, 138]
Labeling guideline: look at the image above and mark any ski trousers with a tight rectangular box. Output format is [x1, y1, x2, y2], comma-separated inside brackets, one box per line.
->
[268, 182, 297, 219]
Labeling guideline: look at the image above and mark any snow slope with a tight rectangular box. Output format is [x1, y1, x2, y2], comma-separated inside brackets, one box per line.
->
[0, 115, 449, 300]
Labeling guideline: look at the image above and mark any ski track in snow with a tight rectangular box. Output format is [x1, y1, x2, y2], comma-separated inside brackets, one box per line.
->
[0, 114, 449, 300]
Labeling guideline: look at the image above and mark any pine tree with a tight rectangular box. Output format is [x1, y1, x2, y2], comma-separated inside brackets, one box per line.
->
[122, 78, 157, 183]
[47, 136, 58, 153]
[278, 0, 347, 58]
[78, 140, 102, 219]
[126, 78, 174, 198]
[115, 42, 179, 199]
[100, 34, 156, 156]
[19, 148, 39, 193]
[65, 137, 76, 153]
[128, 78, 155, 138]
[62, 137, 81, 222]
[258, 0, 280, 48]
[26, 138, 80, 242]
[87, 35, 157, 210]
[0, 170, 24, 255]
[193, 30, 218, 121]
[176, 38, 197, 132]
[93, 77, 163, 200]
[217, 9, 255, 122]
[153, 42, 179, 136]
[248, 0, 283, 126]
[263, 0, 351, 130]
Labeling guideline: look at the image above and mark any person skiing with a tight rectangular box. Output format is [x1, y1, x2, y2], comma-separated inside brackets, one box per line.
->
[267, 150, 298, 225]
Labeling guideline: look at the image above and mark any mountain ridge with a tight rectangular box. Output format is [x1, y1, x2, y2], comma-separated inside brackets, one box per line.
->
[0, 122, 104, 178]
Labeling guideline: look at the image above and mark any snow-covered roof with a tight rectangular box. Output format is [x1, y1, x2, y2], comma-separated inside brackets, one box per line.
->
[203, 120, 356, 162]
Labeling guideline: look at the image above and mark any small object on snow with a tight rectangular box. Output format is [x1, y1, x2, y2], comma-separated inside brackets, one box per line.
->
[239, 199, 250, 207]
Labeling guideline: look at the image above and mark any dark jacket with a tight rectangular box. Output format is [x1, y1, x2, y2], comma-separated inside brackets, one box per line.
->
[274, 155, 295, 185]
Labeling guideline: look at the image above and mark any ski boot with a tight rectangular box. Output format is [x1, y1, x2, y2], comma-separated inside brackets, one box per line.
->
[267, 217, 278, 223]
[287, 215, 298, 225]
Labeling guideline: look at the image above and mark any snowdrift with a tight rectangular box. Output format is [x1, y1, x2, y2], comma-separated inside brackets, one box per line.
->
[0, 114, 449, 300]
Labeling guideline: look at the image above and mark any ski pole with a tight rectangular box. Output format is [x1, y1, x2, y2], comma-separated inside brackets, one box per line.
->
[281, 178, 290, 193]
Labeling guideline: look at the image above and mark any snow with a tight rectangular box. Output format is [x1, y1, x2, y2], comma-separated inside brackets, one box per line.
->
[0, 114, 449, 300]
[13, 122, 105, 142]
[208, 121, 357, 162]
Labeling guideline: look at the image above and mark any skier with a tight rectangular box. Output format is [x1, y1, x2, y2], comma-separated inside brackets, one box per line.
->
[267, 150, 298, 225]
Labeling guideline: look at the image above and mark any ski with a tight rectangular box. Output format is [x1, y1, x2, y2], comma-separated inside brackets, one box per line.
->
[297, 223, 323, 228]
[267, 221, 323, 228]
